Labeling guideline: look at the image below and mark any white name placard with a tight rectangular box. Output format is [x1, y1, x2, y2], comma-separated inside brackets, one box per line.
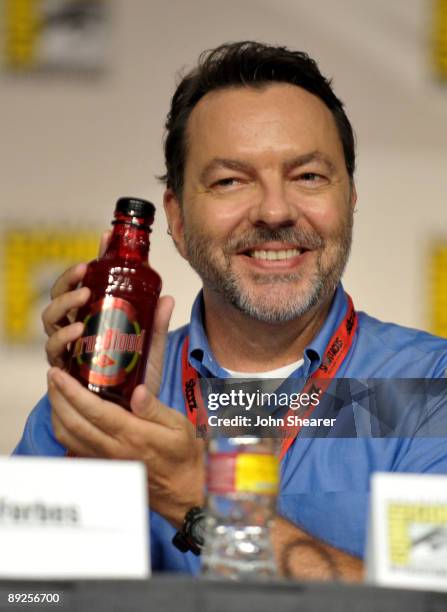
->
[0, 456, 149, 579]
[366, 472, 447, 592]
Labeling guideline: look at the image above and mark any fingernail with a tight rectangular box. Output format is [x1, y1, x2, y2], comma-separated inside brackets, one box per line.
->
[47, 369, 55, 389]
[73, 321, 84, 334]
[138, 385, 149, 405]
[77, 286, 89, 298]
[132, 385, 149, 415]
[50, 368, 65, 389]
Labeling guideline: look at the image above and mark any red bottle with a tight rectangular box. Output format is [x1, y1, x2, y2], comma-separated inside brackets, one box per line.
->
[69, 197, 162, 408]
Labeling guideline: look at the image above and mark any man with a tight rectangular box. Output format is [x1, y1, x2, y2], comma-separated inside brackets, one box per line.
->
[14, 41, 447, 580]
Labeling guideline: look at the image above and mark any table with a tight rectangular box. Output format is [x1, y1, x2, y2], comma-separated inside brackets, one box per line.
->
[1, 575, 446, 612]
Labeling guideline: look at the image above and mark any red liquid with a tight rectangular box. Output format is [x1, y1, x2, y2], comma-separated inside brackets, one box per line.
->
[69, 214, 161, 408]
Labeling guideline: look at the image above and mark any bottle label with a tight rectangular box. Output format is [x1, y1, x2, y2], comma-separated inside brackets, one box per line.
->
[73, 296, 145, 387]
[207, 452, 279, 495]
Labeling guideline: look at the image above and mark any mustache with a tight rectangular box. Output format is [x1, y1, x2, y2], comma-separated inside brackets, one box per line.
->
[224, 226, 325, 254]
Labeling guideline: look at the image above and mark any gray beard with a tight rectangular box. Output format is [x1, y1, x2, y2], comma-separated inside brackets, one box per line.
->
[183, 220, 353, 324]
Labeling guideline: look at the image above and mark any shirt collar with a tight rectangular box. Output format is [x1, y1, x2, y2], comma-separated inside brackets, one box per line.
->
[187, 283, 349, 378]
[302, 283, 349, 376]
[188, 291, 226, 377]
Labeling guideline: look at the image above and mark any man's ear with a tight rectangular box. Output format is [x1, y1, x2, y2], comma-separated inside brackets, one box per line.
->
[163, 188, 187, 259]
[350, 182, 358, 211]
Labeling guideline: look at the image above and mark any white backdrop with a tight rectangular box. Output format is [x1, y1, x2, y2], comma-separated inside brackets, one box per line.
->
[1, 0, 446, 453]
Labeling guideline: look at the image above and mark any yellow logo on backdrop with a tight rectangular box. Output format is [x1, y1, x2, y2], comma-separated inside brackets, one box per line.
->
[3, 228, 97, 343]
[430, 244, 447, 338]
[4, 0, 41, 69]
[432, 0, 447, 79]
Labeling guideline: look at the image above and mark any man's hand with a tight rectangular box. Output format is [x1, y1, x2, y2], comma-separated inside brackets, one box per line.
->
[48, 294, 205, 529]
[42, 231, 110, 368]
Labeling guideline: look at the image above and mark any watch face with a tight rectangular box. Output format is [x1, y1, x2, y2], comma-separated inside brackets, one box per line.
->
[190, 514, 207, 547]
[172, 508, 206, 555]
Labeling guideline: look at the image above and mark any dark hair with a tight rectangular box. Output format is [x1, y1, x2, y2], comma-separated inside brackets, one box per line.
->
[160, 41, 356, 198]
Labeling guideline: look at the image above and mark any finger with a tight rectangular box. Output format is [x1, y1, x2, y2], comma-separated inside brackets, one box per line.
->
[48, 368, 128, 439]
[45, 321, 84, 367]
[48, 374, 105, 456]
[51, 411, 99, 458]
[50, 262, 87, 301]
[48, 370, 115, 450]
[98, 230, 112, 257]
[131, 384, 184, 429]
[129, 385, 193, 456]
[145, 295, 175, 396]
[42, 286, 90, 336]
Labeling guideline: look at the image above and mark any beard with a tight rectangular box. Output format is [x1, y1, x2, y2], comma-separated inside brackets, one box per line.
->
[183, 214, 353, 324]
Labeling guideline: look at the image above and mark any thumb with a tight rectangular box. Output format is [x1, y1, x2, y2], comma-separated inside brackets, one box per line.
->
[131, 384, 178, 427]
[145, 295, 175, 396]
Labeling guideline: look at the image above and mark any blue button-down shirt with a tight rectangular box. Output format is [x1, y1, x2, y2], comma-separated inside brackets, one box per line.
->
[13, 284, 447, 574]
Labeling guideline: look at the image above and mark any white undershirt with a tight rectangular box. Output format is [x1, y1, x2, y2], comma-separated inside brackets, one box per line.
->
[224, 358, 304, 379]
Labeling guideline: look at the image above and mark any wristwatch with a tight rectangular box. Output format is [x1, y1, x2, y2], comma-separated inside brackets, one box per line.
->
[172, 506, 207, 556]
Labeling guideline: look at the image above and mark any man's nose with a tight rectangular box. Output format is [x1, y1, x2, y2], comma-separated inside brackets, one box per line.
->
[248, 183, 299, 228]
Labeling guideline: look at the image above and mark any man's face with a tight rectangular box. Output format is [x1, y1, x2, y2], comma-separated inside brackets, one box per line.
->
[166, 83, 356, 323]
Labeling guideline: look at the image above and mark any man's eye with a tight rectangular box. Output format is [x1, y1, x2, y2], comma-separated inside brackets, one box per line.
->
[300, 173, 321, 181]
[293, 173, 327, 186]
[211, 177, 241, 189]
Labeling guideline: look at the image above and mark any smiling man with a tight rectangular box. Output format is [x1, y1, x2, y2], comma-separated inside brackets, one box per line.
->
[164, 80, 355, 374]
[14, 42, 447, 580]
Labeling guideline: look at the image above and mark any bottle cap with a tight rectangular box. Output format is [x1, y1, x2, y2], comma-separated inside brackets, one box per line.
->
[115, 197, 155, 219]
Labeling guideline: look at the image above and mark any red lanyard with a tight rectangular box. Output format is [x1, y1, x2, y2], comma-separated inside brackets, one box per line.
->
[181, 294, 358, 461]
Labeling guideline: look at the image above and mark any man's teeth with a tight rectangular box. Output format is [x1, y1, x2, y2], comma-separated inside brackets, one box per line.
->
[250, 248, 302, 261]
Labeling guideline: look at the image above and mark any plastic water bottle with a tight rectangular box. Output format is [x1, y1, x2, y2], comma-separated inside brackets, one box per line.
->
[201, 437, 279, 579]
